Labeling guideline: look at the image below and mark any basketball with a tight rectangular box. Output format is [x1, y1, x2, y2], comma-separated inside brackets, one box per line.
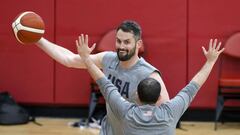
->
[12, 11, 45, 44]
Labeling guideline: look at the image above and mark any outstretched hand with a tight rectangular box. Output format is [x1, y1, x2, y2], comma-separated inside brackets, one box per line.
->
[76, 34, 96, 59]
[202, 39, 225, 63]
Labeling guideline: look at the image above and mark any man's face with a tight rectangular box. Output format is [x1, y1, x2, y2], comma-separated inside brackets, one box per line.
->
[116, 29, 137, 61]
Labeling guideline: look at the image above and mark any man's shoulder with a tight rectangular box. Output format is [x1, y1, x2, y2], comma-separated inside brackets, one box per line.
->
[102, 51, 118, 67]
[102, 51, 117, 62]
[104, 51, 117, 58]
[139, 57, 156, 68]
[138, 58, 159, 73]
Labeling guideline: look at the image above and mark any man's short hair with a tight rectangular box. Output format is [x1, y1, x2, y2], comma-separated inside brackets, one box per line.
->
[116, 20, 142, 41]
[137, 78, 161, 104]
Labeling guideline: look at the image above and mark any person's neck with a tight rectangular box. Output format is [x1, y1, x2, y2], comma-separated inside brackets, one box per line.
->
[119, 55, 140, 69]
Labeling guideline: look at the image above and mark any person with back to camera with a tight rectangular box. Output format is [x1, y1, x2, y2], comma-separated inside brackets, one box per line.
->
[76, 36, 224, 135]
[36, 20, 170, 134]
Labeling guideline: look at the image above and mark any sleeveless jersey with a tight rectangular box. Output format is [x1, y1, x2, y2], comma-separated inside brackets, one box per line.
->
[100, 51, 159, 135]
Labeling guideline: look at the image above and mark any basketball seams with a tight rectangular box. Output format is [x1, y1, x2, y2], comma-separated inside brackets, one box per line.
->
[12, 21, 24, 44]
[12, 11, 45, 44]
[18, 24, 45, 34]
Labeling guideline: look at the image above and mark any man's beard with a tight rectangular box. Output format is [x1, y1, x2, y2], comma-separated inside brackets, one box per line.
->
[117, 45, 136, 61]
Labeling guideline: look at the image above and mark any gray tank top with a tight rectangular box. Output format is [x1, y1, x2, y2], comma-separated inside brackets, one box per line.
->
[100, 51, 159, 135]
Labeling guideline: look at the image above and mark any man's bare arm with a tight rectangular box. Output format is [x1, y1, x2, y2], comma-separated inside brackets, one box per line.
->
[36, 37, 105, 69]
[149, 72, 170, 106]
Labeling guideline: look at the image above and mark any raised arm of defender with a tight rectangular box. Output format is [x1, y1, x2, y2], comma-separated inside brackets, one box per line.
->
[76, 34, 132, 118]
[167, 39, 224, 123]
[36, 37, 105, 69]
[191, 39, 224, 87]
[76, 34, 104, 81]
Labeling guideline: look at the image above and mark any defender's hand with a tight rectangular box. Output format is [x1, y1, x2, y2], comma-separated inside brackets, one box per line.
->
[76, 34, 96, 59]
[202, 39, 225, 63]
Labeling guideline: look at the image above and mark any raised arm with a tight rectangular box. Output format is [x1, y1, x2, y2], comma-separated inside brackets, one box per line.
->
[191, 39, 224, 86]
[168, 39, 224, 124]
[76, 34, 131, 118]
[75, 34, 104, 80]
[36, 37, 105, 69]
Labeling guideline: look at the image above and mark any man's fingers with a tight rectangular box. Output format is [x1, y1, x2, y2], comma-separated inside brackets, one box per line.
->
[76, 40, 82, 50]
[81, 34, 84, 45]
[90, 43, 96, 52]
[78, 36, 82, 46]
[202, 46, 207, 55]
[75, 40, 79, 46]
[213, 39, 217, 49]
[218, 48, 225, 54]
[216, 42, 222, 51]
[209, 39, 213, 51]
[76, 40, 80, 54]
[85, 35, 88, 45]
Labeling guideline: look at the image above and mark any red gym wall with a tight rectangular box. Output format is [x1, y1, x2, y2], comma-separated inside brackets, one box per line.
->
[0, 0, 240, 109]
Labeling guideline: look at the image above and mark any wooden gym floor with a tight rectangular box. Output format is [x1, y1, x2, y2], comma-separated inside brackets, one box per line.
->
[0, 117, 239, 135]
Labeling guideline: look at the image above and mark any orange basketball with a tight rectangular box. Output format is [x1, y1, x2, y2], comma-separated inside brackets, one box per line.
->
[12, 11, 45, 44]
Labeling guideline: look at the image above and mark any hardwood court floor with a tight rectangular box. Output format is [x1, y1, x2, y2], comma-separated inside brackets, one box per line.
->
[0, 117, 239, 135]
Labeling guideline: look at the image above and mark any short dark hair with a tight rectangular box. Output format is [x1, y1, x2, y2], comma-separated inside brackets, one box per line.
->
[116, 20, 142, 41]
[137, 78, 161, 104]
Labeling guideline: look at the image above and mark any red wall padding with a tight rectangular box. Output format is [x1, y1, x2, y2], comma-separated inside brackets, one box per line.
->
[0, 0, 55, 104]
[0, 0, 240, 109]
[188, 0, 240, 108]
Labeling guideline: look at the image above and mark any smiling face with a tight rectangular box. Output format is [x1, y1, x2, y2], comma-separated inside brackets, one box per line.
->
[115, 29, 138, 61]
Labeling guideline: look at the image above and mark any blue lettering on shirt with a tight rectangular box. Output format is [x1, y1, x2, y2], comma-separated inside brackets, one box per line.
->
[108, 74, 129, 98]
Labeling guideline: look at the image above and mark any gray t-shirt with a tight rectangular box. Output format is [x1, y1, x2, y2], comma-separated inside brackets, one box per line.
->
[100, 51, 158, 135]
[97, 77, 200, 135]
